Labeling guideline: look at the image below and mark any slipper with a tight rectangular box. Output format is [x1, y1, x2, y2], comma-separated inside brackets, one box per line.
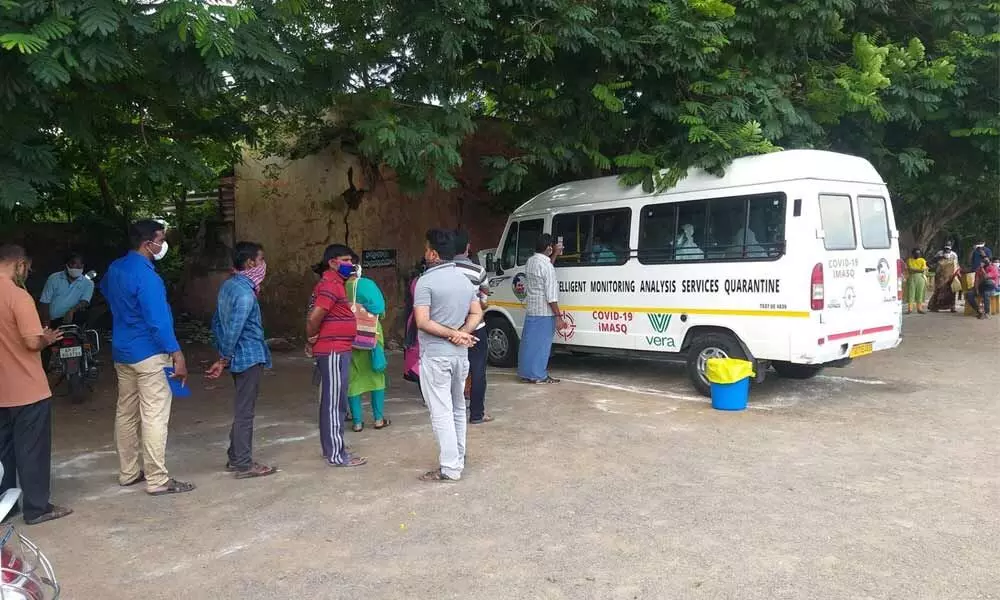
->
[234, 462, 278, 479]
[330, 455, 367, 468]
[147, 478, 196, 496]
[470, 415, 494, 425]
[24, 505, 73, 526]
[373, 418, 391, 430]
[120, 471, 146, 487]
[419, 470, 458, 483]
[352, 422, 364, 432]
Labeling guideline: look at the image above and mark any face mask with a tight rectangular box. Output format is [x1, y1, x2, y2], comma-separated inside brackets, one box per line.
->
[244, 261, 267, 292]
[150, 240, 169, 261]
[67, 268, 83, 278]
[337, 263, 354, 278]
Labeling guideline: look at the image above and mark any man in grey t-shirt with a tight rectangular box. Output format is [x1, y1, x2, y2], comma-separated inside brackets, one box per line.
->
[413, 229, 482, 482]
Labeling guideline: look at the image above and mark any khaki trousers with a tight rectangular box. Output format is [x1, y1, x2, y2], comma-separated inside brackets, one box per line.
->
[114, 354, 172, 490]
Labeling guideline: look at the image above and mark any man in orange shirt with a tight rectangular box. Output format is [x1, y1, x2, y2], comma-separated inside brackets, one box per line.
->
[0, 245, 73, 525]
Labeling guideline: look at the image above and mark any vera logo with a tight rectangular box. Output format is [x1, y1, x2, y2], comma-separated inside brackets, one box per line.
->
[645, 313, 676, 349]
[648, 313, 672, 333]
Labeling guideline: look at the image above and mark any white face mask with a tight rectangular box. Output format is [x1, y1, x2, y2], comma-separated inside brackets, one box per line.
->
[150, 240, 169, 261]
[67, 268, 83, 278]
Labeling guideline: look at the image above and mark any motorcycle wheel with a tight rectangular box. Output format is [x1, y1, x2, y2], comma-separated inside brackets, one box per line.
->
[67, 372, 88, 404]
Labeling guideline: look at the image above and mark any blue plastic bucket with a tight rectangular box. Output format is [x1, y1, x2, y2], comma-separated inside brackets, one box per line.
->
[710, 377, 750, 411]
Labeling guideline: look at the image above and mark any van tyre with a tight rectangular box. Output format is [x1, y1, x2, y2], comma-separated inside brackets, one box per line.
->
[772, 361, 823, 380]
[485, 316, 518, 368]
[686, 332, 747, 398]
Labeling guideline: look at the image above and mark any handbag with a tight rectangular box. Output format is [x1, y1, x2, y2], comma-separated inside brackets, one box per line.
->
[351, 280, 379, 350]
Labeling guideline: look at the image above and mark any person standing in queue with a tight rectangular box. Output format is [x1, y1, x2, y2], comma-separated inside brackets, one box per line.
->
[205, 241, 277, 479]
[0, 244, 73, 524]
[306, 245, 366, 467]
[452, 229, 492, 424]
[413, 229, 482, 482]
[101, 219, 194, 496]
[518, 233, 568, 384]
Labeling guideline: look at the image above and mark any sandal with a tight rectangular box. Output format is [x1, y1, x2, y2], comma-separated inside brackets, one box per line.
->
[419, 470, 457, 483]
[120, 471, 146, 487]
[147, 478, 196, 496]
[373, 418, 391, 430]
[352, 422, 364, 432]
[330, 455, 367, 468]
[538, 376, 560, 384]
[234, 462, 278, 479]
[24, 505, 73, 526]
[470, 414, 494, 425]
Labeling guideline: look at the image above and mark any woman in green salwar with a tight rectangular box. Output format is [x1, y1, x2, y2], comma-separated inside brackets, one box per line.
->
[345, 270, 390, 432]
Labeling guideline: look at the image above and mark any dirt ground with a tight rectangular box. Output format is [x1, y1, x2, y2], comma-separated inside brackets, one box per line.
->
[24, 314, 999, 599]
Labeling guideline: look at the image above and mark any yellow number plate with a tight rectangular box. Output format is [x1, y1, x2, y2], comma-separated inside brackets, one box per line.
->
[849, 342, 873, 358]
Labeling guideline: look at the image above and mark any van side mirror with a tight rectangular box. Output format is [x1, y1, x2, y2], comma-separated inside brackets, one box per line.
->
[484, 253, 495, 274]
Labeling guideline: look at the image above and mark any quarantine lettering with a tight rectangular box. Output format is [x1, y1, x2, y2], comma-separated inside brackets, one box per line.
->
[723, 278, 780, 295]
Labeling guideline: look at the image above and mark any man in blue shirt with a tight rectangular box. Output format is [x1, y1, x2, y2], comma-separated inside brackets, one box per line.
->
[39, 252, 93, 327]
[100, 219, 194, 496]
[39, 251, 94, 372]
[206, 241, 276, 479]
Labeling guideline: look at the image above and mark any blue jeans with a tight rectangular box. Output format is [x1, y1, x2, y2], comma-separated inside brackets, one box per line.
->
[967, 285, 995, 315]
[518, 315, 556, 381]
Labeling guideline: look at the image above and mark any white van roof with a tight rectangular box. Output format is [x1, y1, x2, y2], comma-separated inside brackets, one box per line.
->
[511, 149, 884, 217]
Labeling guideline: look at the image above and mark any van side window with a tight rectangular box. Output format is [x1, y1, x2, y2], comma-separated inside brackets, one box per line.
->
[500, 219, 545, 269]
[552, 208, 631, 267]
[500, 222, 519, 270]
[638, 193, 786, 264]
[818, 194, 857, 251]
[857, 196, 891, 249]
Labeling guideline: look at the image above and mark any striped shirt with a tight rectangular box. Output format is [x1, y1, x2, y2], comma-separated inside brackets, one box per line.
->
[453, 255, 488, 330]
[311, 271, 356, 355]
[524, 252, 559, 316]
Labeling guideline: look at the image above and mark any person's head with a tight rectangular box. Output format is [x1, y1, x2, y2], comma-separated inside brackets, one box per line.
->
[64, 252, 84, 279]
[317, 244, 355, 278]
[534, 233, 554, 256]
[232, 241, 264, 272]
[944, 241, 953, 251]
[0, 244, 30, 286]
[911, 248, 922, 258]
[425, 229, 457, 263]
[453, 229, 471, 257]
[129, 219, 168, 261]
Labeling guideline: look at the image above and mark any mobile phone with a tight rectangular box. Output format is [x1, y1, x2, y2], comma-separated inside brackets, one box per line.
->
[557, 236, 564, 245]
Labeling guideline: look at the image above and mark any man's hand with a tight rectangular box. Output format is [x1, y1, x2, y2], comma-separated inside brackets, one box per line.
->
[42, 328, 63, 347]
[63, 310, 75, 324]
[448, 330, 477, 348]
[205, 359, 227, 380]
[171, 351, 188, 386]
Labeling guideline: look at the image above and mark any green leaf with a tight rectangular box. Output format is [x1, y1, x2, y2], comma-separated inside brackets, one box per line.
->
[0, 33, 48, 54]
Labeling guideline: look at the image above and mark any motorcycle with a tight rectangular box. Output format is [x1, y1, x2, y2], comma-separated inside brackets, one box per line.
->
[53, 271, 101, 405]
[0, 466, 60, 599]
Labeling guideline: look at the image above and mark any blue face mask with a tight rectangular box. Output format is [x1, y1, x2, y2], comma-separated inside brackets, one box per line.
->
[337, 263, 354, 278]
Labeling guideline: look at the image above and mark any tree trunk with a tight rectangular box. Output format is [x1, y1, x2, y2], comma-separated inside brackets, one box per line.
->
[905, 197, 979, 253]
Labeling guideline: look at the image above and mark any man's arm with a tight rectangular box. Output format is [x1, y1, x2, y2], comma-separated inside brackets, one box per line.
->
[460, 299, 484, 333]
[38, 274, 55, 326]
[13, 289, 61, 351]
[136, 273, 186, 383]
[216, 291, 254, 364]
[306, 305, 327, 338]
[77, 278, 94, 308]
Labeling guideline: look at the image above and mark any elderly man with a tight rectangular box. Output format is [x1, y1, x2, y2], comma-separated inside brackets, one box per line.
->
[0, 244, 73, 525]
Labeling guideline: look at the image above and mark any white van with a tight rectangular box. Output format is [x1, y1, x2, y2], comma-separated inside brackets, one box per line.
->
[481, 149, 903, 396]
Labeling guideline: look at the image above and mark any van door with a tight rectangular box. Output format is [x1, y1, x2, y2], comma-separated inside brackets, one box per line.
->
[485, 218, 545, 365]
[817, 192, 900, 357]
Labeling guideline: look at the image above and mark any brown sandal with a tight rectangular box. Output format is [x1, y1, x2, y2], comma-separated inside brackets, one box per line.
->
[234, 462, 278, 479]
[147, 478, 196, 496]
[373, 418, 391, 430]
[419, 470, 457, 482]
[330, 455, 367, 468]
[120, 471, 146, 487]
[24, 505, 73, 525]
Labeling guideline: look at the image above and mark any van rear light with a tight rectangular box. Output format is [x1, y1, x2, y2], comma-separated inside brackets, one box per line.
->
[810, 263, 824, 311]
[896, 259, 904, 301]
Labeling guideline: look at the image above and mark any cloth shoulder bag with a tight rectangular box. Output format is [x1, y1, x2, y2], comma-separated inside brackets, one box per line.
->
[350, 280, 379, 350]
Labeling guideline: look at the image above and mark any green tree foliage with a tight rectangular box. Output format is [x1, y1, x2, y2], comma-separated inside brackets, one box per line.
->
[0, 0, 301, 214]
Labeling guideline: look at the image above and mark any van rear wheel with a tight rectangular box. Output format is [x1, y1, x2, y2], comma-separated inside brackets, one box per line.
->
[772, 361, 823, 380]
[686, 333, 747, 397]
[486, 316, 518, 368]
